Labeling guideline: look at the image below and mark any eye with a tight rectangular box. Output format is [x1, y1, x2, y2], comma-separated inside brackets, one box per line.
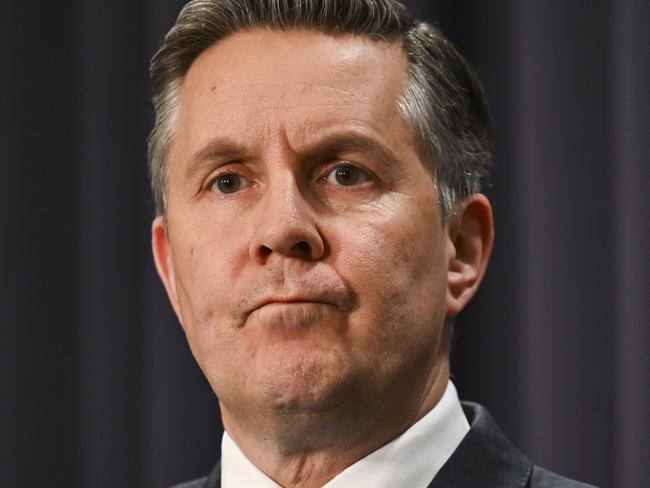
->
[209, 173, 250, 194]
[325, 164, 371, 186]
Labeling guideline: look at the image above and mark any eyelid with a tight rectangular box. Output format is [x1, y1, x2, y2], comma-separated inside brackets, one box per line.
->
[202, 160, 375, 195]
[206, 168, 252, 194]
[321, 161, 373, 186]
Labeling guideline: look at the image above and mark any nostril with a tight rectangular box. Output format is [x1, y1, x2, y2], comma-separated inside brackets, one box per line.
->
[260, 245, 272, 258]
[295, 241, 311, 256]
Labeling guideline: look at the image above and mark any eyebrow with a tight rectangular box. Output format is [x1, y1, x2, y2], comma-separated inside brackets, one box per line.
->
[184, 130, 401, 179]
[305, 132, 400, 168]
[185, 137, 249, 179]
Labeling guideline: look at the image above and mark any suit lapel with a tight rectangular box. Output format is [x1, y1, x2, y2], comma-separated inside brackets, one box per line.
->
[201, 460, 221, 488]
[427, 402, 532, 488]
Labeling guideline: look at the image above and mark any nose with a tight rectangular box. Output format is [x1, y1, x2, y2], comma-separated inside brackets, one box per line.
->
[249, 177, 325, 264]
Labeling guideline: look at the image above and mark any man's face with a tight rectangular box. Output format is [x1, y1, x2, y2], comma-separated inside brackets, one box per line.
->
[154, 30, 459, 420]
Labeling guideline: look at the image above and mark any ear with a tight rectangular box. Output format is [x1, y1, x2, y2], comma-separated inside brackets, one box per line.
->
[151, 216, 183, 322]
[445, 194, 494, 317]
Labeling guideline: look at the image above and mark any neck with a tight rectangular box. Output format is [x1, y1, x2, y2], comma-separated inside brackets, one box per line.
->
[220, 360, 450, 488]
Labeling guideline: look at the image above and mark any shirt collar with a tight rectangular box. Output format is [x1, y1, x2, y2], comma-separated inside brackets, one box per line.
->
[221, 380, 469, 488]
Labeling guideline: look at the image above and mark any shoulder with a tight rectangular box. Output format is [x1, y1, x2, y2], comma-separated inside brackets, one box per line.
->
[431, 402, 599, 488]
[529, 466, 598, 488]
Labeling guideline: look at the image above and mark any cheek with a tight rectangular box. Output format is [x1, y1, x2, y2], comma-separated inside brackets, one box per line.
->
[172, 235, 245, 387]
[331, 199, 448, 346]
[335, 197, 446, 298]
[170, 220, 246, 339]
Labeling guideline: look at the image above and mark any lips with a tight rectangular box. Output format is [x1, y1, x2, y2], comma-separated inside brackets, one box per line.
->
[250, 295, 337, 315]
[240, 286, 354, 321]
[233, 265, 355, 322]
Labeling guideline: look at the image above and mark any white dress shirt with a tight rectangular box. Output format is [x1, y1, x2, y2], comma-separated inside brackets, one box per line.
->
[221, 380, 469, 488]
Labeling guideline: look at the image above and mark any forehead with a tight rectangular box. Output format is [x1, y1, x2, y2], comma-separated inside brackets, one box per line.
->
[184, 28, 407, 104]
[173, 29, 414, 161]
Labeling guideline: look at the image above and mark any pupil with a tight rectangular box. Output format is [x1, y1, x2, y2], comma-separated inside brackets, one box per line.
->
[335, 166, 358, 185]
[217, 174, 240, 193]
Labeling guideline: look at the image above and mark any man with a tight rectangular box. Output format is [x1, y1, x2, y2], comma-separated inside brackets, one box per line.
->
[148, 1, 596, 487]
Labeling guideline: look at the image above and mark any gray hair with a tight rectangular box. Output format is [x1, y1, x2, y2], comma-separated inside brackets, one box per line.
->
[148, 0, 493, 218]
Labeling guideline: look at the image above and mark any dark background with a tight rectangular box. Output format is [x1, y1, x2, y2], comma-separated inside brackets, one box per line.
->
[1, 0, 648, 486]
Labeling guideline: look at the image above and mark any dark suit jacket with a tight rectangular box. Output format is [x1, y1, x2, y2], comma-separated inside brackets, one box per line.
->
[172, 402, 597, 488]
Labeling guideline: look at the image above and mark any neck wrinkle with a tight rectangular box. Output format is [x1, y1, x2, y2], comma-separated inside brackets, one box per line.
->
[220, 359, 450, 488]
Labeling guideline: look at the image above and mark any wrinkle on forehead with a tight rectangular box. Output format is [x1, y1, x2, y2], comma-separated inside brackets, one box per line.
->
[183, 74, 377, 116]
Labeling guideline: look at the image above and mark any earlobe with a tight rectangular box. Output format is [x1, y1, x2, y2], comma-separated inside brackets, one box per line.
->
[446, 194, 494, 317]
[151, 216, 182, 321]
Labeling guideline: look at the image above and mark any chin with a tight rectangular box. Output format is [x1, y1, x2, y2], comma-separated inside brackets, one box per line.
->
[248, 341, 361, 413]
